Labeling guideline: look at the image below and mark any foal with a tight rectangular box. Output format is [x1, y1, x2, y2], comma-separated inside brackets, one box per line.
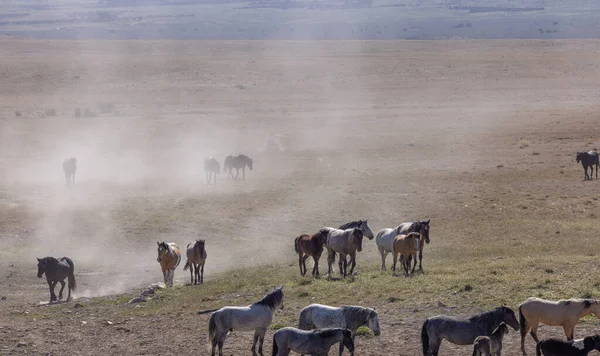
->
[536, 334, 600, 356]
[472, 323, 510, 356]
[391, 232, 420, 276]
[294, 229, 329, 277]
[272, 327, 354, 356]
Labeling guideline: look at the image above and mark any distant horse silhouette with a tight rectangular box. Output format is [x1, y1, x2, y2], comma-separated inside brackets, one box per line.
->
[576, 151, 599, 180]
[62, 157, 77, 186]
[294, 229, 329, 277]
[224, 154, 253, 180]
[204, 157, 220, 185]
[36, 256, 77, 303]
[183, 239, 207, 285]
[157, 242, 181, 287]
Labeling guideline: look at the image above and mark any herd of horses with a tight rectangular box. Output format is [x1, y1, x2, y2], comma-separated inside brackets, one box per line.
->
[204, 154, 254, 184]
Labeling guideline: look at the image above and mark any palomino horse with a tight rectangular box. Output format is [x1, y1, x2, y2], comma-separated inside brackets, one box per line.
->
[208, 286, 284, 356]
[421, 306, 520, 356]
[204, 157, 220, 185]
[576, 151, 599, 180]
[472, 323, 509, 356]
[156, 242, 181, 287]
[37, 256, 77, 303]
[536, 334, 600, 356]
[272, 327, 354, 356]
[224, 154, 253, 180]
[375, 220, 430, 271]
[391, 232, 420, 277]
[519, 297, 600, 355]
[183, 239, 207, 285]
[322, 227, 364, 278]
[298, 303, 380, 356]
[294, 229, 329, 277]
[62, 157, 77, 187]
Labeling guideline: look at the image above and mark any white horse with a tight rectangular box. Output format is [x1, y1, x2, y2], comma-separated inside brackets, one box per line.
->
[322, 227, 364, 278]
[298, 303, 380, 356]
[208, 286, 284, 356]
[376, 220, 429, 271]
[272, 327, 354, 356]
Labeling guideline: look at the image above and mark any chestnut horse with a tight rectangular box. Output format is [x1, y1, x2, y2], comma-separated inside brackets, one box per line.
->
[294, 229, 329, 277]
[157, 241, 181, 287]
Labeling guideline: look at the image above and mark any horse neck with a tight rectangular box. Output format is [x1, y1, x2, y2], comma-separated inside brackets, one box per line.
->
[470, 310, 502, 332]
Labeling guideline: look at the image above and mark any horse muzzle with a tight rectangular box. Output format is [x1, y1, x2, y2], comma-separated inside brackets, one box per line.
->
[374, 329, 381, 336]
[37, 273, 43, 278]
[156, 258, 162, 263]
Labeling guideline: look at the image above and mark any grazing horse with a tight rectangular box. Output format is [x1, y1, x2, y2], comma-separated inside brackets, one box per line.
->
[156, 242, 181, 287]
[421, 306, 520, 356]
[204, 157, 220, 185]
[322, 228, 364, 278]
[272, 327, 354, 356]
[298, 303, 380, 356]
[183, 239, 207, 285]
[208, 286, 284, 356]
[519, 297, 600, 355]
[294, 229, 329, 277]
[536, 334, 600, 356]
[36, 256, 77, 303]
[472, 323, 510, 356]
[62, 157, 77, 186]
[224, 154, 253, 180]
[576, 151, 599, 180]
[375, 219, 430, 271]
[391, 232, 421, 277]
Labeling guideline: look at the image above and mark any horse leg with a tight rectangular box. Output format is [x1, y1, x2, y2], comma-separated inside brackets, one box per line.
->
[235, 168, 240, 180]
[418, 249, 423, 271]
[298, 253, 304, 276]
[563, 324, 574, 341]
[349, 253, 356, 275]
[312, 255, 319, 276]
[192, 263, 198, 285]
[58, 280, 66, 300]
[520, 319, 531, 355]
[243, 167, 246, 180]
[302, 255, 309, 276]
[189, 264, 194, 284]
[200, 262, 205, 284]
[217, 331, 227, 356]
[258, 328, 266, 356]
[48, 280, 57, 302]
[378, 247, 387, 271]
[391, 251, 397, 273]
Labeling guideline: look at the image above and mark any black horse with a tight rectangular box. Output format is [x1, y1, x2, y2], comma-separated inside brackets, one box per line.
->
[536, 334, 600, 355]
[223, 154, 253, 180]
[37, 257, 77, 303]
[576, 151, 599, 180]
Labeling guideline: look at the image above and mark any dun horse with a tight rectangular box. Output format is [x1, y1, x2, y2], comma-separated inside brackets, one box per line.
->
[294, 229, 329, 277]
[204, 157, 220, 185]
[536, 334, 600, 356]
[391, 232, 420, 277]
[421, 306, 519, 356]
[36, 256, 77, 303]
[156, 242, 181, 287]
[322, 227, 364, 278]
[576, 151, 599, 180]
[63, 157, 77, 186]
[272, 327, 354, 356]
[519, 297, 600, 355]
[298, 303, 380, 356]
[224, 154, 253, 180]
[376, 220, 430, 271]
[472, 323, 509, 356]
[208, 286, 284, 356]
[183, 239, 207, 285]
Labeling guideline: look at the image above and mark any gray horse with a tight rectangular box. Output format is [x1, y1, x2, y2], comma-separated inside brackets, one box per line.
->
[272, 327, 354, 356]
[322, 227, 364, 278]
[204, 157, 220, 185]
[421, 306, 520, 356]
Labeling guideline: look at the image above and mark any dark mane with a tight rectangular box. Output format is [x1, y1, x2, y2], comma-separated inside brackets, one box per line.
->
[254, 288, 283, 309]
[237, 154, 250, 160]
[315, 328, 344, 337]
[41, 256, 58, 264]
[338, 220, 364, 230]
[341, 306, 374, 323]
[468, 306, 511, 325]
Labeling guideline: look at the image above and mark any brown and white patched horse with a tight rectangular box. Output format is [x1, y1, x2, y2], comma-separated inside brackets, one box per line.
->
[157, 241, 181, 287]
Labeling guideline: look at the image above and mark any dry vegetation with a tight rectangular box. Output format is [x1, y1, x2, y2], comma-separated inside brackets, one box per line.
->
[1, 39, 600, 355]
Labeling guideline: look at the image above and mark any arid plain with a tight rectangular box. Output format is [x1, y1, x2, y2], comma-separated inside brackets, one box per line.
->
[1, 39, 600, 355]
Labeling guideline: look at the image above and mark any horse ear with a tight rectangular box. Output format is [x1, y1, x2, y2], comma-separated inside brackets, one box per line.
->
[157, 241, 159, 245]
[36, 257, 41, 262]
[427, 219, 430, 224]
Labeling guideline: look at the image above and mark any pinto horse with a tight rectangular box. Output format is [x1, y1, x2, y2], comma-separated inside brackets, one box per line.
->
[294, 229, 329, 277]
[157, 241, 181, 287]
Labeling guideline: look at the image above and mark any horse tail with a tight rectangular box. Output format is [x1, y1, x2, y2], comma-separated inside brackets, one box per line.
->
[271, 333, 278, 356]
[471, 340, 478, 356]
[208, 312, 217, 348]
[294, 236, 300, 254]
[535, 340, 543, 356]
[183, 261, 191, 271]
[65, 257, 77, 291]
[518, 305, 526, 336]
[421, 319, 429, 356]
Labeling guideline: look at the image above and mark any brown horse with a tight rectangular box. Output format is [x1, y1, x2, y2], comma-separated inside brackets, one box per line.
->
[519, 297, 600, 355]
[392, 232, 420, 277]
[157, 242, 181, 287]
[412, 219, 430, 272]
[294, 229, 329, 277]
[183, 239, 207, 285]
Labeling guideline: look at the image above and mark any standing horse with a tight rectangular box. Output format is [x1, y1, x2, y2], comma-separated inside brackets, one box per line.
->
[294, 229, 329, 277]
[63, 157, 77, 186]
[576, 151, 599, 180]
[421, 306, 520, 356]
[208, 286, 284, 356]
[156, 242, 181, 287]
[329, 220, 374, 274]
[536, 334, 600, 356]
[298, 303, 380, 356]
[36, 256, 77, 303]
[183, 239, 207, 285]
[323, 228, 364, 278]
[375, 220, 430, 271]
[472, 323, 510, 356]
[224, 154, 253, 180]
[391, 232, 421, 277]
[519, 297, 600, 355]
[204, 157, 220, 185]
[272, 327, 354, 356]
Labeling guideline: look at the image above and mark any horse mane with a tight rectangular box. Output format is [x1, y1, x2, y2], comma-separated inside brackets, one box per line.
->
[341, 306, 374, 324]
[237, 154, 250, 160]
[42, 256, 58, 264]
[492, 322, 508, 336]
[405, 232, 420, 238]
[468, 307, 507, 325]
[254, 288, 283, 310]
[338, 220, 364, 230]
[316, 328, 343, 337]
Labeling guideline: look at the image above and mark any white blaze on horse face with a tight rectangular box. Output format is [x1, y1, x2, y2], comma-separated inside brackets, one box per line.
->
[573, 338, 585, 350]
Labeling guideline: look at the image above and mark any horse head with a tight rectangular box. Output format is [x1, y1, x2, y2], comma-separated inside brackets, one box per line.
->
[317, 229, 329, 246]
[584, 299, 600, 319]
[492, 322, 509, 336]
[36, 257, 46, 278]
[157, 241, 169, 263]
[341, 329, 355, 353]
[499, 305, 519, 331]
[576, 152, 583, 163]
[420, 220, 431, 244]
[366, 309, 381, 336]
[352, 229, 364, 252]
[360, 219, 375, 240]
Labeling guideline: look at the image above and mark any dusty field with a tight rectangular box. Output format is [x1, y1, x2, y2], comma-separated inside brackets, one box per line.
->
[1, 40, 600, 355]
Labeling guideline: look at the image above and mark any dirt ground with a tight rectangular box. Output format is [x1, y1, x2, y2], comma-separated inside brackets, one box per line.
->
[1, 40, 600, 355]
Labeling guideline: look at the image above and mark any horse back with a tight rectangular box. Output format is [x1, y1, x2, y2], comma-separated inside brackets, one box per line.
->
[425, 316, 487, 345]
